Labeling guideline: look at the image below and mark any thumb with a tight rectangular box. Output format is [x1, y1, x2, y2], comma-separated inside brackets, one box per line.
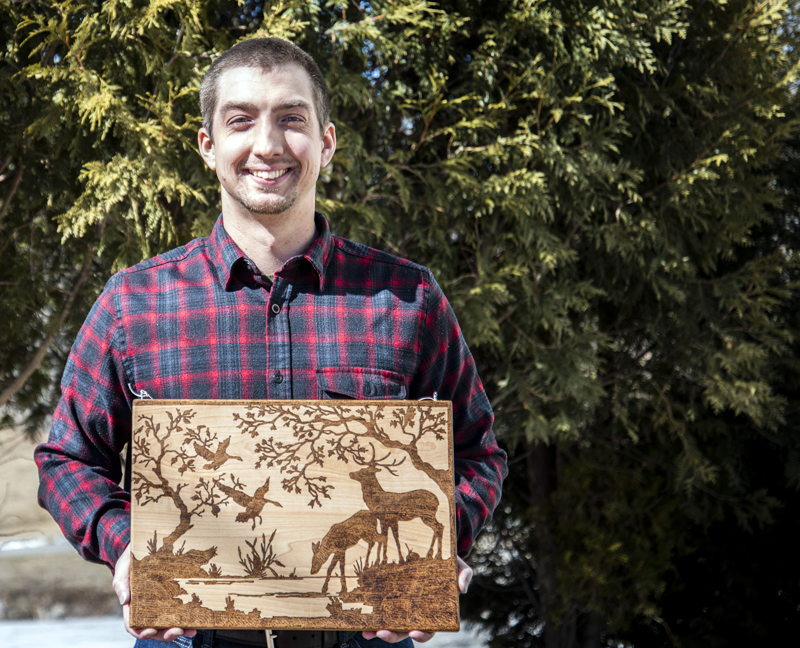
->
[456, 556, 473, 594]
[112, 544, 132, 605]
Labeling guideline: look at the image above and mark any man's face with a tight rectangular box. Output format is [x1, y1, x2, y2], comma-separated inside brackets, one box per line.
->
[198, 63, 335, 222]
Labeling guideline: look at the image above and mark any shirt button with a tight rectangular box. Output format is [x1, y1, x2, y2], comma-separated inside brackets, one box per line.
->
[271, 303, 280, 314]
[273, 371, 283, 384]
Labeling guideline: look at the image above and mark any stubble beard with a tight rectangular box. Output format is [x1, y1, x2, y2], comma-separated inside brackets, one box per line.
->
[235, 189, 298, 216]
[233, 171, 300, 216]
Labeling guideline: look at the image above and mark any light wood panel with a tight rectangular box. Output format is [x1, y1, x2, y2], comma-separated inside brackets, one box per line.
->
[129, 400, 458, 631]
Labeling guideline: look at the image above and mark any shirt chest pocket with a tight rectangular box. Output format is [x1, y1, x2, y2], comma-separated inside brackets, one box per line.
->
[315, 367, 408, 400]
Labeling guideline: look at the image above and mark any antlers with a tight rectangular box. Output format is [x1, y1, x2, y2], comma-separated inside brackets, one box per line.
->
[349, 443, 406, 475]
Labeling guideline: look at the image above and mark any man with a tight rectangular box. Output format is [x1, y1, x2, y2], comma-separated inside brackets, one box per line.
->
[36, 37, 507, 648]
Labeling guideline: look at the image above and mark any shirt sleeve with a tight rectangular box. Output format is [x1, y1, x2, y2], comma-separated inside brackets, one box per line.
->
[34, 275, 132, 569]
[413, 270, 508, 558]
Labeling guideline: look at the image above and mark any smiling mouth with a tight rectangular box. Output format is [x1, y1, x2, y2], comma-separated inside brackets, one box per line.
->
[250, 168, 290, 180]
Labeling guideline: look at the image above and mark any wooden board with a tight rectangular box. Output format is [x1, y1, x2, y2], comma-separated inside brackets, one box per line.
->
[129, 400, 458, 632]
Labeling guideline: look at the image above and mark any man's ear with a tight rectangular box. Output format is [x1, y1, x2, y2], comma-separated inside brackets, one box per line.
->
[198, 127, 216, 170]
[320, 122, 336, 168]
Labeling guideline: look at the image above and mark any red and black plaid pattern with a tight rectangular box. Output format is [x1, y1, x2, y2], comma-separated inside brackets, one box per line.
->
[35, 214, 507, 567]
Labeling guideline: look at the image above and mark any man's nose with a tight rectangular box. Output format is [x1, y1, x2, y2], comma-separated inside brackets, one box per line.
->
[252, 119, 284, 157]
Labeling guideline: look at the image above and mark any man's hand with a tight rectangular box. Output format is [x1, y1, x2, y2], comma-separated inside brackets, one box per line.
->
[112, 544, 198, 642]
[360, 556, 474, 644]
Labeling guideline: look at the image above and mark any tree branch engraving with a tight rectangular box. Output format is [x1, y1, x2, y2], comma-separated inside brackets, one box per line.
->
[242, 403, 450, 508]
[132, 408, 232, 553]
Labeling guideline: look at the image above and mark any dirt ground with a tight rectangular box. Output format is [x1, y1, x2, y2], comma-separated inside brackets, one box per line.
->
[0, 427, 122, 620]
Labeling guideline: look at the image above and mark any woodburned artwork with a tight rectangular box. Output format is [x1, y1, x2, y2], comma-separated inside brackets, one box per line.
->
[129, 400, 458, 632]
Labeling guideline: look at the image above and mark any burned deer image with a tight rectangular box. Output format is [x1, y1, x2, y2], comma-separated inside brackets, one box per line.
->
[130, 400, 457, 632]
[349, 465, 444, 563]
[310, 510, 387, 594]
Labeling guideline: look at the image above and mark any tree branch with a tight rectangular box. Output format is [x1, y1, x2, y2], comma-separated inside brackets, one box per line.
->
[0, 243, 95, 408]
[0, 164, 24, 223]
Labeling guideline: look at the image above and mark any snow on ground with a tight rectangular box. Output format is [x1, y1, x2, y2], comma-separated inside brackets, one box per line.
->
[0, 617, 489, 648]
[422, 626, 490, 647]
[0, 616, 132, 648]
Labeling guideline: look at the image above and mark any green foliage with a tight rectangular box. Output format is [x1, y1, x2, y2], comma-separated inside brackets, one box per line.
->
[2, 0, 800, 644]
[624, 96, 800, 648]
[0, 0, 251, 427]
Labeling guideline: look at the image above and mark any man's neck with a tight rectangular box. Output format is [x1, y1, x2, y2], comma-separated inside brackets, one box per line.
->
[222, 208, 317, 277]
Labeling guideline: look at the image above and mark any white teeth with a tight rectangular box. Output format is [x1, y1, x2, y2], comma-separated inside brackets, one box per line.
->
[251, 168, 289, 180]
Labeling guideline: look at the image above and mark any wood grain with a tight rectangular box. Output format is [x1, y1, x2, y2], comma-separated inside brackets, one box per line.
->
[129, 400, 458, 631]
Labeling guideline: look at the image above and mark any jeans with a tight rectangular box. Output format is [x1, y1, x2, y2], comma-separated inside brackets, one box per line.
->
[133, 630, 414, 648]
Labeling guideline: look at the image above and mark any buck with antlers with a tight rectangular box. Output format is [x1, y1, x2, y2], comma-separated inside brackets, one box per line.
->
[349, 464, 444, 564]
[310, 510, 387, 594]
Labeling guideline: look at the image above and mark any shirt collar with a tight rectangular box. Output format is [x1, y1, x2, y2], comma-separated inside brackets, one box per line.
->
[208, 213, 333, 292]
[304, 212, 333, 291]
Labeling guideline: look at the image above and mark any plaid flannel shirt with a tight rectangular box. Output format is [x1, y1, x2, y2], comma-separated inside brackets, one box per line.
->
[35, 213, 507, 568]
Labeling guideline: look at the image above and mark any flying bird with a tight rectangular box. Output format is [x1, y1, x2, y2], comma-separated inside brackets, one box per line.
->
[193, 437, 242, 470]
[215, 476, 282, 530]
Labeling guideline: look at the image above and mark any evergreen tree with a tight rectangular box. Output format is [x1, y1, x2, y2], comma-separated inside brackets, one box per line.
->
[0, 0, 269, 426]
[624, 100, 800, 648]
[2, 0, 799, 645]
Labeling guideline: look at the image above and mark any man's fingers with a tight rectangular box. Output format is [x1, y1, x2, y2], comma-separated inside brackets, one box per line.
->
[409, 630, 436, 643]
[121, 602, 140, 639]
[361, 630, 408, 643]
[361, 630, 436, 644]
[122, 596, 196, 641]
[161, 628, 198, 641]
[359, 558, 469, 643]
[122, 602, 155, 640]
[117, 545, 197, 642]
[141, 628, 196, 642]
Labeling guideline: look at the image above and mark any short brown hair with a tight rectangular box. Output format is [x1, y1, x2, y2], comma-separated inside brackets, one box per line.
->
[200, 38, 330, 139]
